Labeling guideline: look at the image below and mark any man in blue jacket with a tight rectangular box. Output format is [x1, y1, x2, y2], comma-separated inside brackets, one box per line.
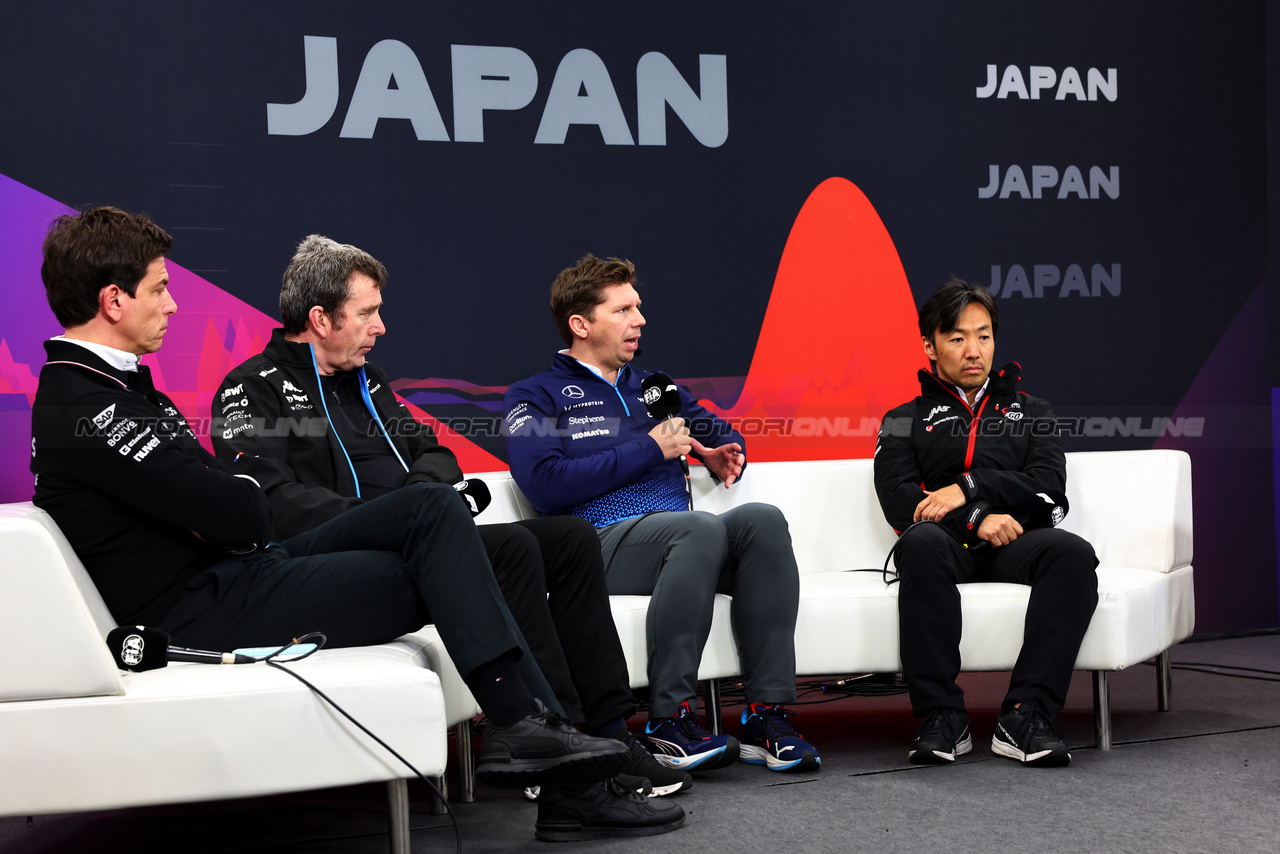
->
[504, 254, 820, 774]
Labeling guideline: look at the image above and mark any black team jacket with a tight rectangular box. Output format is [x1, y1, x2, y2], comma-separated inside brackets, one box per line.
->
[211, 329, 462, 539]
[873, 361, 1067, 545]
[31, 340, 272, 625]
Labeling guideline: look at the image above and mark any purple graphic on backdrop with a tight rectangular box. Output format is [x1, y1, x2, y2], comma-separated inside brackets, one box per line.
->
[0, 174, 281, 502]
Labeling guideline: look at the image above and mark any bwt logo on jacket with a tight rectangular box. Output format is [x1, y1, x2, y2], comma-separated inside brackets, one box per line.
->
[267, 37, 728, 147]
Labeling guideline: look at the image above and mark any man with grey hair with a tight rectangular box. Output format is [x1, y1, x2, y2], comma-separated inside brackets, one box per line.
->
[214, 236, 688, 838]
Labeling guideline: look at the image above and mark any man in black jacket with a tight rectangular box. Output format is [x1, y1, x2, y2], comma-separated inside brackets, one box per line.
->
[873, 277, 1098, 768]
[213, 236, 690, 802]
[29, 208, 690, 841]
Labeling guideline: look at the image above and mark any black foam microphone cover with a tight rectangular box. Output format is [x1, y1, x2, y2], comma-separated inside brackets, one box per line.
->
[641, 372, 690, 477]
[453, 478, 493, 517]
[106, 625, 171, 672]
[641, 372, 682, 422]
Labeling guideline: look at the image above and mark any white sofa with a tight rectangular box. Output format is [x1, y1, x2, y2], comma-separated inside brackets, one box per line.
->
[468, 448, 1195, 759]
[0, 448, 1193, 822]
[0, 503, 449, 854]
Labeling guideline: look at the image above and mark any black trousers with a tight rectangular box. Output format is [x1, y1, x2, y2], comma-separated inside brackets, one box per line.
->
[157, 483, 560, 710]
[895, 522, 1099, 719]
[479, 517, 634, 731]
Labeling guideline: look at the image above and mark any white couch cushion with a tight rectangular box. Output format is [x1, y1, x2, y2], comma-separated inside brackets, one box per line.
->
[0, 653, 447, 817]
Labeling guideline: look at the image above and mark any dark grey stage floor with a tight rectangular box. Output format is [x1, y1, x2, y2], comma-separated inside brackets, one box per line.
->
[4, 634, 1278, 853]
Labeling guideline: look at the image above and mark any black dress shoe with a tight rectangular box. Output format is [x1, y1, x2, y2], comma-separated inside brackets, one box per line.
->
[524, 775, 651, 802]
[535, 778, 686, 842]
[476, 700, 628, 789]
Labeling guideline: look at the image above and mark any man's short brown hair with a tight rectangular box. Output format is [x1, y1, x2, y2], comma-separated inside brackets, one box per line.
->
[41, 207, 173, 328]
[550, 254, 637, 346]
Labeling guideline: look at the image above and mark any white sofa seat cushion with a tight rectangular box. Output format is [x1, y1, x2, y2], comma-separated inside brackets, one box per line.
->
[792, 563, 1196, 676]
[610, 593, 740, 690]
[367, 629, 481, 726]
[0, 653, 448, 817]
[795, 571, 903, 674]
[1076, 564, 1196, 670]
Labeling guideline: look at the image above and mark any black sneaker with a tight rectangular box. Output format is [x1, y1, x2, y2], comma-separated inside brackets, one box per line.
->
[908, 707, 973, 765]
[618, 730, 693, 796]
[535, 778, 686, 842]
[476, 700, 629, 789]
[992, 704, 1071, 767]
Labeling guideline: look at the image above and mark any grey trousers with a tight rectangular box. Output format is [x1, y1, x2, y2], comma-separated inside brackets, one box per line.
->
[597, 503, 800, 718]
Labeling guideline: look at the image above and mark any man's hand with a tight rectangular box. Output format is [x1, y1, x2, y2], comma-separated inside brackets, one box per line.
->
[913, 483, 967, 522]
[649, 417, 692, 461]
[977, 513, 1023, 547]
[691, 438, 744, 488]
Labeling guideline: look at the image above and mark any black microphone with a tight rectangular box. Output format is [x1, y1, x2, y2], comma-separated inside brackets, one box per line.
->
[453, 478, 492, 517]
[641, 372, 689, 477]
[106, 625, 255, 671]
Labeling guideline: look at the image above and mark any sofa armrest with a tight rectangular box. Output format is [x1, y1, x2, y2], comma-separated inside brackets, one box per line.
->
[1061, 449, 1193, 572]
[0, 503, 123, 702]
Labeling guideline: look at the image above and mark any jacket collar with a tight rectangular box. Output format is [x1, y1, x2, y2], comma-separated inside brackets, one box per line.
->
[918, 361, 1022, 405]
[552, 351, 636, 387]
[43, 338, 131, 386]
[264, 328, 319, 368]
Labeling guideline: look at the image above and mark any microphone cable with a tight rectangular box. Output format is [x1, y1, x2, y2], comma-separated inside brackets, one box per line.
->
[255, 632, 463, 854]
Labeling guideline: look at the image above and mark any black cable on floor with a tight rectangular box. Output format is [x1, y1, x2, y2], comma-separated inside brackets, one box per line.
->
[257, 635, 463, 854]
[1180, 627, 1280, 643]
[1144, 661, 1280, 682]
[712, 674, 909, 707]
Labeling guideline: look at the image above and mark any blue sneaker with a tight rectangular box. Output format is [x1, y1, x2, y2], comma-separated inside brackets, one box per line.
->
[738, 703, 821, 773]
[644, 701, 740, 772]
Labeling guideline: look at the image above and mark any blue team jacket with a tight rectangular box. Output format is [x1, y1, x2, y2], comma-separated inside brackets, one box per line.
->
[503, 353, 744, 526]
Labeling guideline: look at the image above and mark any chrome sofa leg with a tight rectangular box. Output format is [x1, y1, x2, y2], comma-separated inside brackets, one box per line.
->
[1092, 670, 1112, 751]
[1157, 649, 1172, 712]
[456, 718, 476, 803]
[704, 679, 723, 735]
[427, 773, 448, 815]
[387, 778, 411, 854]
